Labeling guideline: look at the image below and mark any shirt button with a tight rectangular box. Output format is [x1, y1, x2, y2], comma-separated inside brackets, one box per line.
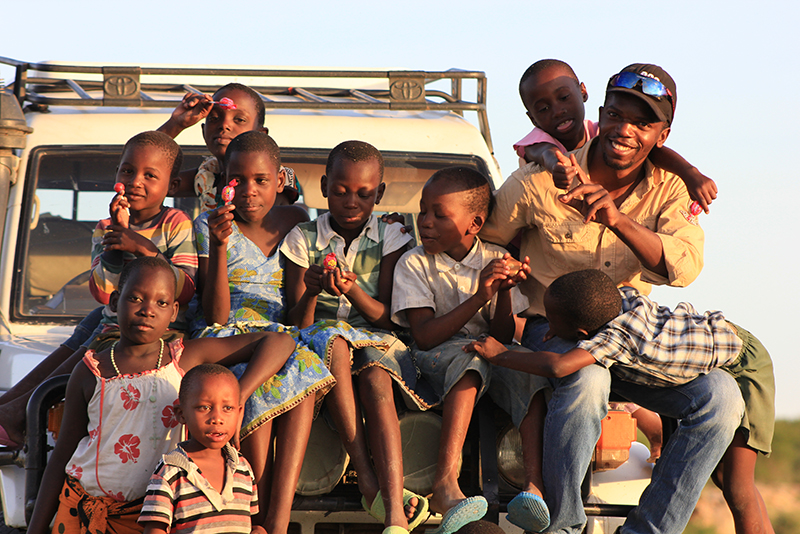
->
[565, 232, 572, 239]
[459, 286, 465, 291]
[605, 261, 611, 267]
[455, 264, 460, 270]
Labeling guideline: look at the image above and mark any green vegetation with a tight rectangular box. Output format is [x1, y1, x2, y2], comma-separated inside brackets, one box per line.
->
[755, 419, 800, 483]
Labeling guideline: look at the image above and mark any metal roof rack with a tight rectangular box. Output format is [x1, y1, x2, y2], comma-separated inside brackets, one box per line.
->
[0, 57, 493, 153]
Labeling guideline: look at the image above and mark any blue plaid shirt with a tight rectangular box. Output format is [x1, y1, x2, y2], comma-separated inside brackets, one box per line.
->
[577, 287, 742, 387]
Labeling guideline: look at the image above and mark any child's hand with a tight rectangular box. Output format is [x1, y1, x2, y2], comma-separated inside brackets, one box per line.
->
[500, 254, 531, 289]
[463, 334, 506, 362]
[168, 92, 213, 131]
[207, 204, 236, 247]
[109, 190, 130, 228]
[380, 212, 413, 234]
[476, 258, 511, 302]
[102, 225, 156, 256]
[682, 168, 717, 214]
[322, 268, 357, 296]
[251, 527, 268, 534]
[303, 265, 325, 297]
[546, 150, 583, 190]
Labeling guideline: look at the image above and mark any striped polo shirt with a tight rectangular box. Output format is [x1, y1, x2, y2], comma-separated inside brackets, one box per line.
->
[139, 443, 258, 533]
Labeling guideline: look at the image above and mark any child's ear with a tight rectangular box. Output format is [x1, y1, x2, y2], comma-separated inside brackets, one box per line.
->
[276, 167, 286, 194]
[258, 126, 268, 135]
[467, 214, 484, 236]
[580, 82, 588, 103]
[109, 290, 120, 313]
[320, 175, 329, 198]
[526, 110, 540, 128]
[375, 182, 386, 205]
[175, 405, 186, 425]
[170, 300, 179, 323]
[168, 175, 181, 197]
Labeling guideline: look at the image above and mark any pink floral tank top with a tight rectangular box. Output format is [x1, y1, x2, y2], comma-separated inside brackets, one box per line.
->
[66, 339, 186, 501]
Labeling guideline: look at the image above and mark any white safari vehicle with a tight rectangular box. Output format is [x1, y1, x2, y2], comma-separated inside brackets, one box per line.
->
[0, 58, 651, 533]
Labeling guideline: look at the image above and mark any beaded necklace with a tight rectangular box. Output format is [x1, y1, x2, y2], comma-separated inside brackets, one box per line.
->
[109, 338, 164, 376]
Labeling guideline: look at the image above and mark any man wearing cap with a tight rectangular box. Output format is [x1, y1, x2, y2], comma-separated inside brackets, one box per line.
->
[481, 64, 743, 534]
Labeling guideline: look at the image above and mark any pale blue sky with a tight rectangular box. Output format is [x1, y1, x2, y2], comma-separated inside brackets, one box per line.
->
[3, 0, 798, 418]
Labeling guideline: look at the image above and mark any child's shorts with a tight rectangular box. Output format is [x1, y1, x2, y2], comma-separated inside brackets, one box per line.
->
[725, 322, 775, 456]
[414, 336, 492, 407]
[488, 365, 552, 428]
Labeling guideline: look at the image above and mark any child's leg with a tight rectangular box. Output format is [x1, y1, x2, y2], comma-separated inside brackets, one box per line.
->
[430, 370, 481, 515]
[631, 406, 663, 463]
[263, 396, 315, 534]
[518, 390, 546, 498]
[713, 431, 774, 534]
[240, 419, 275, 525]
[358, 365, 415, 528]
[325, 337, 379, 504]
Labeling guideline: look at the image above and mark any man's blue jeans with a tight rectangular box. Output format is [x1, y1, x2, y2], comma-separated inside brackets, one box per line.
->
[521, 317, 744, 534]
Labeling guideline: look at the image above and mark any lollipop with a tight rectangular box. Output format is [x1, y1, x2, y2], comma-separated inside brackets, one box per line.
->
[214, 97, 237, 110]
[505, 257, 523, 277]
[689, 201, 703, 216]
[114, 183, 125, 195]
[221, 179, 239, 204]
[323, 253, 338, 272]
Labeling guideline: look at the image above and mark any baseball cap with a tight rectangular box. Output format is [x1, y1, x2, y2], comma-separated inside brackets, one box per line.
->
[606, 64, 677, 124]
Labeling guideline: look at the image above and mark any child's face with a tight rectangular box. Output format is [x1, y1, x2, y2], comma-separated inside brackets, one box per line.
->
[202, 88, 262, 161]
[417, 180, 482, 260]
[227, 150, 283, 223]
[115, 144, 173, 222]
[178, 374, 242, 451]
[321, 158, 385, 235]
[597, 92, 670, 172]
[112, 266, 179, 345]
[521, 66, 588, 151]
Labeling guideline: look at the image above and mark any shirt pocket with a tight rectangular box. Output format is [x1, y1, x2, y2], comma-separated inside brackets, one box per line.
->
[539, 223, 595, 272]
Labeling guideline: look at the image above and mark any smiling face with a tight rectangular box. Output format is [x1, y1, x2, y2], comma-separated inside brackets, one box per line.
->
[521, 65, 588, 151]
[202, 88, 263, 160]
[226, 149, 283, 224]
[321, 157, 385, 242]
[115, 144, 174, 223]
[598, 92, 670, 172]
[417, 179, 482, 261]
[178, 373, 242, 451]
[112, 265, 178, 345]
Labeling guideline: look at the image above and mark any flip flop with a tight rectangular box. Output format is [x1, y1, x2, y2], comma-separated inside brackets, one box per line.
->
[425, 496, 487, 534]
[0, 425, 20, 449]
[382, 527, 409, 534]
[506, 491, 550, 533]
[362, 489, 430, 531]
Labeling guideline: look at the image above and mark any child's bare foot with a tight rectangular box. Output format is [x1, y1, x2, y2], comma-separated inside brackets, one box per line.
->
[430, 483, 467, 516]
[428, 486, 487, 534]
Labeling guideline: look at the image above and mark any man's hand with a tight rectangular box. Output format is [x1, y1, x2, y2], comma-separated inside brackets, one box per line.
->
[558, 155, 622, 227]
[207, 204, 235, 247]
[463, 335, 506, 363]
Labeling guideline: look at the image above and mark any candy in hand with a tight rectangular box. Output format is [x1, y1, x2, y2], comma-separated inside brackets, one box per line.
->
[221, 179, 239, 204]
[214, 97, 237, 110]
[505, 257, 523, 277]
[114, 183, 125, 195]
[689, 201, 703, 216]
[323, 253, 338, 272]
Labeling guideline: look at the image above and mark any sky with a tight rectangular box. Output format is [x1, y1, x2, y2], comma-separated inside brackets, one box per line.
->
[2, 0, 798, 419]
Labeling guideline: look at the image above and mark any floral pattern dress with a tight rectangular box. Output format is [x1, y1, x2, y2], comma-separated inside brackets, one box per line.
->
[189, 212, 335, 438]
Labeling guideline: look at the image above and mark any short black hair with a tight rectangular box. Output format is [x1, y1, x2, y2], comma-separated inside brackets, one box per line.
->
[118, 256, 177, 297]
[425, 166, 494, 219]
[325, 140, 385, 180]
[547, 269, 622, 334]
[179, 363, 239, 407]
[122, 131, 184, 179]
[454, 521, 505, 534]
[224, 131, 281, 171]
[214, 83, 266, 129]
[519, 59, 580, 97]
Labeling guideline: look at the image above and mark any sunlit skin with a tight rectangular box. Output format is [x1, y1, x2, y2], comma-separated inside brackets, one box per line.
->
[178, 374, 243, 456]
[113, 144, 174, 225]
[202, 88, 263, 161]
[521, 65, 588, 151]
[321, 158, 385, 245]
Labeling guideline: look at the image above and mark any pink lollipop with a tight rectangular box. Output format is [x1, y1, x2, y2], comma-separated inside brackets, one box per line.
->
[689, 201, 703, 216]
[214, 97, 237, 110]
[222, 179, 239, 204]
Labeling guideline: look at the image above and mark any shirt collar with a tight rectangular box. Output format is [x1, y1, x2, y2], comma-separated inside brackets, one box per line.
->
[573, 138, 665, 198]
[316, 212, 380, 250]
[433, 237, 485, 272]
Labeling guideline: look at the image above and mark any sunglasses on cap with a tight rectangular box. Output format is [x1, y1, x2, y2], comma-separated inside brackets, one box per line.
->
[609, 72, 675, 112]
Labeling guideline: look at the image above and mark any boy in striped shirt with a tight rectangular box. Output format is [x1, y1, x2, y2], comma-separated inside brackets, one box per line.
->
[140, 364, 265, 534]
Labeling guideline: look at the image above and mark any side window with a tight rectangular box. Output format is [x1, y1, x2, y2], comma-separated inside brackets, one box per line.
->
[17, 147, 204, 323]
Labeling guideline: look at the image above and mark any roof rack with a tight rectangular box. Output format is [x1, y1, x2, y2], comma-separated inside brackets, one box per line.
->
[0, 57, 493, 153]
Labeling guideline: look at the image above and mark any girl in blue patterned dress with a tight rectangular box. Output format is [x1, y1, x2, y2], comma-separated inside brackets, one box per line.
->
[283, 141, 435, 534]
[189, 131, 334, 534]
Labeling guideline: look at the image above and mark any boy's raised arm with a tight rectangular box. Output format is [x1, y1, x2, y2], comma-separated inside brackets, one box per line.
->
[157, 92, 213, 139]
[649, 145, 717, 213]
